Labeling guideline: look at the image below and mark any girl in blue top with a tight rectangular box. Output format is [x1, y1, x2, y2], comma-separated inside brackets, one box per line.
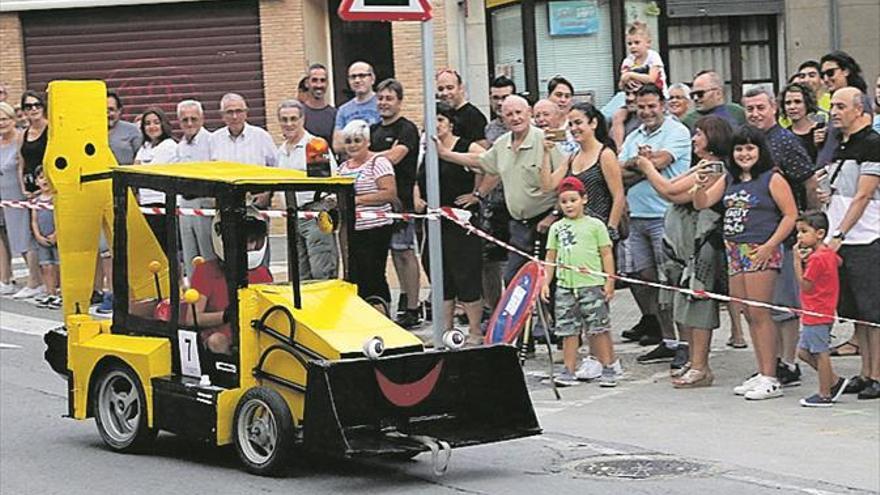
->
[693, 126, 797, 401]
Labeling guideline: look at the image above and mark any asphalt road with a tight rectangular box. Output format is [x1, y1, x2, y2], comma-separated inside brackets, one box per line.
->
[2, 289, 878, 495]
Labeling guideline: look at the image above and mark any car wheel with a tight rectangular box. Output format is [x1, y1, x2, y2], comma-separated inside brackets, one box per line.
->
[233, 387, 295, 476]
[92, 363, 156, 452]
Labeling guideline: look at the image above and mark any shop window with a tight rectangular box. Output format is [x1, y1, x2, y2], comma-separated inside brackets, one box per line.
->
[535, 0, 615, 106]
[491, 6, 527, 93]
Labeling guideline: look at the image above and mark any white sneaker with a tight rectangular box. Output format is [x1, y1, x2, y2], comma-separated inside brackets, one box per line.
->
[0, 281, 16, 295]
[733, 373, 763, 395]
[744, 375, 783, 400]
[12, 285, 43, 300]
[610, 358, 624, 379]
[575, 356, 603, 381]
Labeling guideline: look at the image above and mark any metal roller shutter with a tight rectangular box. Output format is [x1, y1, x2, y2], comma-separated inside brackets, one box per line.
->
[21, 0, 266, 131]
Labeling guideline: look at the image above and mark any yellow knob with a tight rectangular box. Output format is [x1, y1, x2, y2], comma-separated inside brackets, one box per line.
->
[183, 288, 201, 305]
[317, 211, 334, 234]
[148, 260, 162, 274]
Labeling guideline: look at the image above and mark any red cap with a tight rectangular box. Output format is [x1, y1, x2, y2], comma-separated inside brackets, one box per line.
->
[558, 176, 585, 195]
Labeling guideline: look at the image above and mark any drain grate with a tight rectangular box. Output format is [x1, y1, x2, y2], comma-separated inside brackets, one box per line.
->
[569, 454, 707, 480]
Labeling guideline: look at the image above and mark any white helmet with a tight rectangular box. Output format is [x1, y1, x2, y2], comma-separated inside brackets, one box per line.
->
[211, 205, 268, 270]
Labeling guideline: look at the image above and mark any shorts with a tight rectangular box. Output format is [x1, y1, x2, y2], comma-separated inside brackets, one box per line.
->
[390, 220, 416, 251]
[673, 290, 720, 330]
[724, 241, 783, 276]
[838, 240, 880, 325]
[771, 245, 800, 322]
[798, 323, 832, 354]
[624, 218, 666, 274]
[554, 286, 610, 337]
[37, 243, 59, 265]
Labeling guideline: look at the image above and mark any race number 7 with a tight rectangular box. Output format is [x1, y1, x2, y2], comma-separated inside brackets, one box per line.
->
[178, 330, 202, 378]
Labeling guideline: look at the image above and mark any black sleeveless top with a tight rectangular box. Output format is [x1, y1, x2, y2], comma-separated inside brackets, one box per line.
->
[566, 146, 613, 223]
[20, 126, 48, 193]
[418, 138, 476, 209]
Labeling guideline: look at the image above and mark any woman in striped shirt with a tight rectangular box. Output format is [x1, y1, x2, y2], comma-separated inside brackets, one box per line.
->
[337, 119, 398, 314]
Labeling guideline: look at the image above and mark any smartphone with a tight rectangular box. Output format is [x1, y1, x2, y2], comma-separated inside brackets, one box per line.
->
[704, 160, 725, 174]
[545, 128, 566, 142]
[810, 113, 827, 129]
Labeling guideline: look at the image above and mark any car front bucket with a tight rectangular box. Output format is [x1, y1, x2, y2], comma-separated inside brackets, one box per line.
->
[301, 344, 541, 458]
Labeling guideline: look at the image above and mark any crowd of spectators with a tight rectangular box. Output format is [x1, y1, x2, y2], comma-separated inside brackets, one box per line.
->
[1, 24, 878, 405]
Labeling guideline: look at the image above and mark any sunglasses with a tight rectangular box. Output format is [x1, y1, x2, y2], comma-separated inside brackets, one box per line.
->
[821, 67, 841, 79]
[344, 137, 364, 145]
[22, 102, 44, 110]
[690, 88, 717, 100]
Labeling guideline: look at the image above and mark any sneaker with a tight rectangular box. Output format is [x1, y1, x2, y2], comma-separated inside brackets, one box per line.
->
[396, 293, 408, 316]
[421, 300, 432, 321]
[48, 296, 63, 310]
[34, 293, 53, 307]
[0, 281, 16, 295]
[800, 393, 833, 408]
[610, 358, 624, 379]
[636, 343, 677, 364]
[744, 375, 783, 400]
[733, 373, 762, 395]
[395, 309, 422, 329]
[96, 292, 114, 314]
[638, 330, 662, 347]
[670, 345, 690, 371]
[830, 377, 850, 403]
[12, 285, 44, 300]
[575, 356, 603, 381]
[90, 290, 104, 305]
[857, 379, 880, 400]
[621, 315, 653, 342]
[844, 375, 868, 394]
[598, 366, 618, 387]
[776, 359, 802, 387]
[553, 370, 580, 387]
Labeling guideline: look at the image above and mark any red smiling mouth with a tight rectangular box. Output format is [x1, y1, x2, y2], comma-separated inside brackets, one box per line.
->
[375, 359, 444, 408]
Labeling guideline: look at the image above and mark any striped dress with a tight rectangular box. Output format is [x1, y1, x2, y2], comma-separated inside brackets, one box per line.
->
[337, 155, 395, 231]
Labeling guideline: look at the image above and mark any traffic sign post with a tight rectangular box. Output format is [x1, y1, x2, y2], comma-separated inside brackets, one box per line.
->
[336, 4, 445, 347]
[338, 0, 432, 21]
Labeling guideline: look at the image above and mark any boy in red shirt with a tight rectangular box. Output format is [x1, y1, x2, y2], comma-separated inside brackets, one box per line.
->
[793, 211, 849, 407]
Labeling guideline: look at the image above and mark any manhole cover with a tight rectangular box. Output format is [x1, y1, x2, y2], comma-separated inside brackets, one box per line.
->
[569, 454, 707, 480]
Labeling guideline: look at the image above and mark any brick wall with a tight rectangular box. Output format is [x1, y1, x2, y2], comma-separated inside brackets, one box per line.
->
[0, 13, 26, 103]
[259, 0, 308, 141]
[391, 0, 450, 130]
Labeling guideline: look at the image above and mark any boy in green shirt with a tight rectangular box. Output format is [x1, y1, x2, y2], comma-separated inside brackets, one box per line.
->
[541, 177, 618, 387]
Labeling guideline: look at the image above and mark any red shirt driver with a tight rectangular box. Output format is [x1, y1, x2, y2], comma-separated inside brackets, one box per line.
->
[187, 206, 273, 354]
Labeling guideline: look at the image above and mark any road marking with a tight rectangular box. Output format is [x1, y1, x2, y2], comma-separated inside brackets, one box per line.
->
[0, 343, 22, 349]
[0, 312, 61, 336]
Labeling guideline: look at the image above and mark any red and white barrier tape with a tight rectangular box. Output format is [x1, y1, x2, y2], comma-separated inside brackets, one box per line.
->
[1, 199, 468, 222]
[4, 198, 876, 328]
[436, 208, 880, 330]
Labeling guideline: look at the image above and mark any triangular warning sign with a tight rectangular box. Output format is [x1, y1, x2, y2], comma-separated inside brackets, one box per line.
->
[338, 0, 432, 22]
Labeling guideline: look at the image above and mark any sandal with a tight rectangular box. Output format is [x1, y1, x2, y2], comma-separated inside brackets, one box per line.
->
[830, 341, 859, 357]
[726, 337, 748, 349]
[670, 361, 691, 378]
[673, 368, 714, 388]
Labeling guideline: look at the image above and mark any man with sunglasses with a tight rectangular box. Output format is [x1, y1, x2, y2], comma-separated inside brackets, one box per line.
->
[333, 61, 380, 154]
[302, 63, 337, 145]
[681, 70, 746, 131]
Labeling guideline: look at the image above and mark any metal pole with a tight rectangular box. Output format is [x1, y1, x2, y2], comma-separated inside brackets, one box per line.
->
[422, 19, 445, 347]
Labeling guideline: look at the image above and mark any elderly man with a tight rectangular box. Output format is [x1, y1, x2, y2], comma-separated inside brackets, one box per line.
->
[534, 98, 577, 154]
[369, 79, 422, 328]
[302, 63, 337, 144]
[107, 92, 142, 165]
[333, 61, 379, 153]
[824, 87, 880, 399]
[173, 99, 215, 277]
[437, 68, 488, 148]
[681, 70, 746, 130]
[274, 99, 338, 282]
[438, 95, 562, 282]
[619, 84, 691, 364]
[742, 86, 817, 386]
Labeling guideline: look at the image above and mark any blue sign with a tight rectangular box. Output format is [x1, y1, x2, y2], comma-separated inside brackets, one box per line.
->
[549, 0, 599, 37]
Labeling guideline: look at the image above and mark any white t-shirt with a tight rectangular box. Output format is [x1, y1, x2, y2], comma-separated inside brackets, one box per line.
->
[620, 49, 667, 92]
[276, 131, 338, 207]
[135, 138, 177, 204]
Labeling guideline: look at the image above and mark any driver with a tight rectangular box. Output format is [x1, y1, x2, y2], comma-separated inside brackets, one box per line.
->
[186, 206, 273, 354]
